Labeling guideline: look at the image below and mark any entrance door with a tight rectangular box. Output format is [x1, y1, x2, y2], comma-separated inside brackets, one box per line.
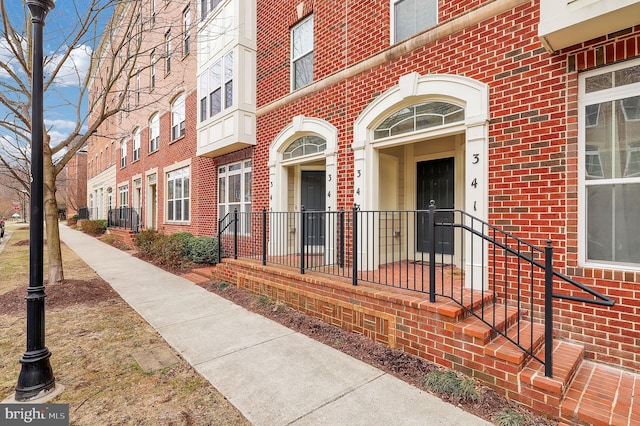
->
[417, 157, 455, 254]
[301, 171, 326, 247]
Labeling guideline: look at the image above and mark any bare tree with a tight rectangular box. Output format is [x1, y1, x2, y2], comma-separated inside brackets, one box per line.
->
[0, 0, 190, 283]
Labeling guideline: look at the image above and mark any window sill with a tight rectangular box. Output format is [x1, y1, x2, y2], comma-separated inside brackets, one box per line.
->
[169, 134, 186, 144]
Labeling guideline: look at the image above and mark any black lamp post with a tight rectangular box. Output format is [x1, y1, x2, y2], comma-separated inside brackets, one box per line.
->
[15, 0, 56, 401]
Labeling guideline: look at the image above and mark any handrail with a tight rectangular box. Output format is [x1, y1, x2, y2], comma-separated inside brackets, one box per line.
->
[441, 215, 615, 307]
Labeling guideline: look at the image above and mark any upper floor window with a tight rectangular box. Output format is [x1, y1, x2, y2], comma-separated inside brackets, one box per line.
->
[291, 15, 313, 90]
[150, 52, 157, 88]
[199, 51, 233, 122]
[392, 0, 437, 44]
[374, 101, 464, 139]
[151, 0, 156, 24]
[183, 7, 191, 56]
[580, 59, 640, 266]
[201, 0, 222, 21]
[132, 128, 141, 161]
[120, 139, 127, 168]
[165, 30, 172, 74]
[171, 94, 186, 140]
[149, 113, 160, 153]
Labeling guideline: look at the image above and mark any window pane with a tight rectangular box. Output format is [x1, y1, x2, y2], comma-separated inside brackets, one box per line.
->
[184, 174, 190, 197]
[224, 52, 233, 80]
[229, 174, 241, 202]
[168, 179, 174, 199]
[244, 171, 251, 202]
[294, 52, 313, 89]
[225, 82, 233, 108]
[614, 65, 640, 88]
[168, 200, 174, 221]
[210, 88, 221, 116]
[292, 17, 313, 59]
[587, 184, 640, 264]
[219, 177, 225, 202]
[183, 199, 190, 221]
[395, 0, 437, 43]
[585, 73, 612, 93]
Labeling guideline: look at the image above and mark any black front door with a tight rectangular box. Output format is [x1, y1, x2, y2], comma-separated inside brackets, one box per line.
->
[417, 157, 455, 254]
[301, 171, 326, 246]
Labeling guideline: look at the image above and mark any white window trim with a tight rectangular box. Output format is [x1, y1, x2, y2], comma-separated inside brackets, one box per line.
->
[218, 160, 252, 235]
[390, 0, 438, 45]
[171, 93, 186, 141]
[165, 160, 191, 223]
[133, 128, 141, 161]
[578, 57, 640, 270]
[291, 15, 314, 91]
[149, 113, 160, 152]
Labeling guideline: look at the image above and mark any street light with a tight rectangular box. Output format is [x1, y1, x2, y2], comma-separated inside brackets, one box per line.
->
[15, 0, 56, 401]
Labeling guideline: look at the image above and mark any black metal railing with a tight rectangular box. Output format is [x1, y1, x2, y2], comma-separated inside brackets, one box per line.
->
[107, 207, 141, 232]
[217, 204, 614, 377]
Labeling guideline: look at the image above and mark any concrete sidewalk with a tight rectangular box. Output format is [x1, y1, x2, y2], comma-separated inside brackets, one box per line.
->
[59, 225, 491, 426]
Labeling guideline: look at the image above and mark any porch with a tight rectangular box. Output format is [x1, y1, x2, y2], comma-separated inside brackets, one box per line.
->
[212, 205, 619, 423]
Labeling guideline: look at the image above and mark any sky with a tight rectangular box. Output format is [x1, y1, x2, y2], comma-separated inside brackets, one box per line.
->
[0, 0, 111, 149]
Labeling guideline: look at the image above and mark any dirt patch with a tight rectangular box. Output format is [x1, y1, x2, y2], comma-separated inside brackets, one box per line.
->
[0, 279, 119, 315]
[198, 281, 557, 426]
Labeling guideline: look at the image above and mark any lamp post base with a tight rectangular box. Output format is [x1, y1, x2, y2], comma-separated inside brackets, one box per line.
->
[14, 349, 55, 401]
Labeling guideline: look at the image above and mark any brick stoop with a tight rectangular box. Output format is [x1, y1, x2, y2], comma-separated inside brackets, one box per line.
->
[188, 258, 638, 425]
[106, 228, 136, 247]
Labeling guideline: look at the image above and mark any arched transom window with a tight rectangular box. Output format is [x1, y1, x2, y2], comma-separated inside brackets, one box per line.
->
[374, 101, 465, 139]
[282, 135, 326, 160]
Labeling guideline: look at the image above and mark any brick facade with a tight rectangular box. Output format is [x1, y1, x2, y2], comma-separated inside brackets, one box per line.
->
[253, 0, 640, 378]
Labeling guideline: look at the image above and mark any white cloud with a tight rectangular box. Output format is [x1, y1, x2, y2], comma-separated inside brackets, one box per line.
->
[45, 119, 77, 131]
[45, 44, 92, 87]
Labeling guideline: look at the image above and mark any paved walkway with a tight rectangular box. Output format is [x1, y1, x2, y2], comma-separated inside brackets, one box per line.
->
[59, 225, 491, 426]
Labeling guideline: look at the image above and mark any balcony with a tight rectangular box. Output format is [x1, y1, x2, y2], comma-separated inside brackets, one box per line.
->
[196, 108, 256, 157]
[539, 0, 640, 52]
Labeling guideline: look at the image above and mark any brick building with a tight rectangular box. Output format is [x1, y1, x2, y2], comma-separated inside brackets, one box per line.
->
[211, 0, 639, 422]
[84, 0, 640, 421]
[88, 0, 218, 236]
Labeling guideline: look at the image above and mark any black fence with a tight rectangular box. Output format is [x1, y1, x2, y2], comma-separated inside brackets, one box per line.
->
[107, 207, 141, 232]
[218, 204, 614, 378]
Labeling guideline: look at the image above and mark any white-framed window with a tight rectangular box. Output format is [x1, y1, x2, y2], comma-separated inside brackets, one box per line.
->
[135, 73, 141, 106]
[579, 59, 640, 266]
[201, 0, 222, 21]
[120, 139, 127, 168]
[150, 52, 157, 88]
[183, 6, 191, 56]
[392, 0, 437, 44]
[132, 128, 141, 161]
[199, 74, 207, 121]
[166, 166, 190, 222]
[199, 51, 233, 122]
[165, 30, 172, 74]
[151, 0, 156, 24]
[291, 15, 313, 90]
[149, 113, 160, 153]
[171, 93, 186, 140]
[119, 184, 129, 207]
[218, 160, 252, 234]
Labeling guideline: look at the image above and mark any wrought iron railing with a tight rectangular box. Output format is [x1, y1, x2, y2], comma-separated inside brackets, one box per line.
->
[217, 204, 614, 377]
[107, 207, 141, 232]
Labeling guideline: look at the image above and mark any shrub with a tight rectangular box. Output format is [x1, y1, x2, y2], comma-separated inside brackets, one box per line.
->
[134, 229, 163, 257]
[155, 235, 189, 270]
[494, 408, 528, 426]
[186, 236, 218, 264]
[422, 370, 480, 403]
[171, 232, 195, 256]
[81, 220, 106, 236]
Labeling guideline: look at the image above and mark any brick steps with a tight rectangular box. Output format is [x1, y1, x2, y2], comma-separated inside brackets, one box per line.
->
[520, 340, 584, 397]
[453, 304, 519, 345]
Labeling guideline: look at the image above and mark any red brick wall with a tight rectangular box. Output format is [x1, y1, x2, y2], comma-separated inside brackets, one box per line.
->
[255, 0, 640, 372]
